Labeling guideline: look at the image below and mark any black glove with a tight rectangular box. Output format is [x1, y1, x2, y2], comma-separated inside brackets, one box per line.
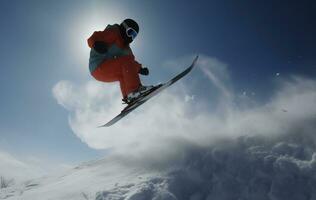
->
[139, 67, 149, 76]
[93, 41, 108, 54]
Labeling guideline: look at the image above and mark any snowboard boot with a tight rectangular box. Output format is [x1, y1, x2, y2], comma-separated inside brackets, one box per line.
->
[123, 85, 154, 104]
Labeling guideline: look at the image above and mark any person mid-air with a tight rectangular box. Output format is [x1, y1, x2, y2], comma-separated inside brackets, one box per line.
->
[87, 18, 153, 104]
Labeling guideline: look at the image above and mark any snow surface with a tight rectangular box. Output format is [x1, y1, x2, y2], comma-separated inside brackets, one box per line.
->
[0, 158, 162, 200]
[1, 130, 316, 200]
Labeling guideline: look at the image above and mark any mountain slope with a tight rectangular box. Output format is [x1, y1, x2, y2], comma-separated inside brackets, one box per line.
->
[1, 130, 316, 200]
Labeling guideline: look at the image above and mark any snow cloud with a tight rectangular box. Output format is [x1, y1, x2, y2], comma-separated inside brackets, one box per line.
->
[5, 54, 313, 200]
[52, 55, 316, 164]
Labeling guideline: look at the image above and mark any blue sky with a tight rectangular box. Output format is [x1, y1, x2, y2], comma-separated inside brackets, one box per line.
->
[0, 0, 315, 168]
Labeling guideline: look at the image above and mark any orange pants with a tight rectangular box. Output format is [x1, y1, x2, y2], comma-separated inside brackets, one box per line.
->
[91, 56, 141, 98]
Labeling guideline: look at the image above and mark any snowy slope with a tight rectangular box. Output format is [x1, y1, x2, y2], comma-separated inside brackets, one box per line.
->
[1, 130, 316, 200]
[0, 158, 167, 200]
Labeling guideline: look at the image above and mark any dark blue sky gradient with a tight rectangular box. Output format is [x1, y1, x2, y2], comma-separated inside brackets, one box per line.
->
[143, 0, 316, 97]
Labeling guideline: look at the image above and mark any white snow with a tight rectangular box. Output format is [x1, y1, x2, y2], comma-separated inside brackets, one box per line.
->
[1, 130, 316, 200]
[0, 158, 163, 200]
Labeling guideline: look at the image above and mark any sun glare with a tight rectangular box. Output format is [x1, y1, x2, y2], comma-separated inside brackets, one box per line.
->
[67, 6, 128, 74]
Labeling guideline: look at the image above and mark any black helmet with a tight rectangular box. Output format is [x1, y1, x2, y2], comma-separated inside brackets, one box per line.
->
[120, 18, 139, 44]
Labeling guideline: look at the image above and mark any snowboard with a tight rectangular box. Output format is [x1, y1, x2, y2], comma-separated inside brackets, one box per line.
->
[100, 55, 199, 127]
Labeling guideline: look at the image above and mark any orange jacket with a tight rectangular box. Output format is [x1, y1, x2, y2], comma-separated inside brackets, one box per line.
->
[87, 24, 141, 73]
[88, 24, 126, 49]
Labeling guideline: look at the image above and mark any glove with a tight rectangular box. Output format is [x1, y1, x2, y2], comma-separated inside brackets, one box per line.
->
[139, 67, 149, 76]
[93, 41, 108, 54]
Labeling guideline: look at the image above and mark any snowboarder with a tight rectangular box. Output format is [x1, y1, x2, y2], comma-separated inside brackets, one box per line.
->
[87, 18, 153, 104]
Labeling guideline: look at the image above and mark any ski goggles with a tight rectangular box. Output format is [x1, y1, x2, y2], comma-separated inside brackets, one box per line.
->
[122, 22, 138, 40]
